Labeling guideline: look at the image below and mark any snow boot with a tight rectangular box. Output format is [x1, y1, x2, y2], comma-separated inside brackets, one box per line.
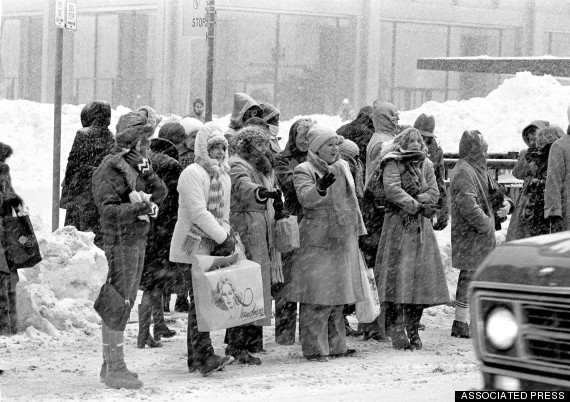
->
[388, 303, 411, 350]
[103, 327, 143, 390]
[152, 294, 176, 341]
[137, 303, 163, 349]
[405, 305, 424, 350]
[100, 358, 138, 383]
[101, 324, 139, 383]
[199, 355, 234, 377]
[451, 320, 470, 338]
[229, 349, 262, 365]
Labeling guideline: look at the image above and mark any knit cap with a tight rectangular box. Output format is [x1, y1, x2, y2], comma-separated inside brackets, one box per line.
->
[158, 122, 186, 145]
[307, 124, 339, 153]
[338, 137, 359, 159]
[181, 117, 205, 136]
[116, 112, 147, 134]
[115, 125, 154, 149]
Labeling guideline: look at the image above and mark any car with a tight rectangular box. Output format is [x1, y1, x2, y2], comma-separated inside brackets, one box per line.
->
[470, 232, 570, 391]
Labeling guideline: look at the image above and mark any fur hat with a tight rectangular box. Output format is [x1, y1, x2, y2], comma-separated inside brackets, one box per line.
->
[307, 124, 339, 153]
[180, 117, 204, 136]
[115, 125, 154, 149]
[158, 122, 186, 145]
[233, 125, 271, 154]
[138, 106, 161, 130]
[0, 142, 13, 163]
[338, 137, 359, 159]
[116, 112, 147, 134]
[413, 113, 435, 138]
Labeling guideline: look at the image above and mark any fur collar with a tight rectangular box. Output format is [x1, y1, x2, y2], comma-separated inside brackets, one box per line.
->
[236, 146, 273, 176]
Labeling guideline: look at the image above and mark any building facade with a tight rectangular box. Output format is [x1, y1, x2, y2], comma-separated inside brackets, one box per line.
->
[2, 0, 569, 118]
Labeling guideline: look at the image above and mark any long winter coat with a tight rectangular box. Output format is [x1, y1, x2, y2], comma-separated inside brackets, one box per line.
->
[374, 146, 449, 305]
[545, 131, 570, 229]
[229, 155, 275, 326]
[61, 101, 114, 246]
[140, 139, 182, 290]
[92, 151, 168, 239]
[450, 131, 495, 271]
[286, 155, 366, 306]
[426, 139, 449, 223]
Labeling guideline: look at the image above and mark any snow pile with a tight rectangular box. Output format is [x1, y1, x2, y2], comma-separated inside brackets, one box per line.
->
[16, 224, 106, 335]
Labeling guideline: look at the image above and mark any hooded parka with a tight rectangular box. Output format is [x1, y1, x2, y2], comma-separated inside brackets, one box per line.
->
[374, 140, 449, 305]
[225, 93, 262, 154]
[545, 125, 570, 229]
[365, 103, 399, 186]
[61, 100, 114, 247]
[449, 130, 495, 271]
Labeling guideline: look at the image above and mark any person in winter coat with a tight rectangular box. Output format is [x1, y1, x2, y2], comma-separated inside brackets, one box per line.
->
[507, 126, 563, 240]
[61, 100, 114, 248]
[260, 103, 282, 154]
[512, 120, 550, 181]
[92, 112, 168, 390]
[357, 102, 400, 342]
[137, 137, 182, 349]
[287, 125, 365, 361]
[545, 107, 570, 232]
[0, 143, 22, 335]
[336, 106, 374, 174]
[449, 130, 511, 339]
[188, 98, 205, 123]
[414, 113, 449, 230]
[225, 93, 263, 154]
[273, 118, 313, 345]
[169, 122, 235, 376]
[159, 122, 194, 170]
[373, 128, 449, 350]
[225, 126, 283, 365]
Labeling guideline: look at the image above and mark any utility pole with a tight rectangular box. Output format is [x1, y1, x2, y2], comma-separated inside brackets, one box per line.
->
[53, 25, 63, 232]
[205, 0, 216, 122]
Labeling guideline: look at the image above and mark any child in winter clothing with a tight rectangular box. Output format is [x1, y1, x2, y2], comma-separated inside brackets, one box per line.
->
[169, 122, 235, 376]
[92, 112, 168, 390]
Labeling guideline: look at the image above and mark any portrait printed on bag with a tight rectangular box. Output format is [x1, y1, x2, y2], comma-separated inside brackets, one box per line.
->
[211, 276, 262, 324]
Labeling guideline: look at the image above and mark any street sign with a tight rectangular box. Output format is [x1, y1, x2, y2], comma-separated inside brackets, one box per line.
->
[183, 0, 207, 37]
[55, 0, 65, 28]
[65, 0, 77, 31]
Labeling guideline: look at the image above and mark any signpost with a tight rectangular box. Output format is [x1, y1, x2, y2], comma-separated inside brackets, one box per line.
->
[205, 0, 216, 122]
[52, 0, 76, 232]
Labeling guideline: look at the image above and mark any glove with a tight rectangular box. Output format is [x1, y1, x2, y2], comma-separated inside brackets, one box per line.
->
[211, 233, 236, 257]
[549, 216, 565, 233]
[147, 202, 159, 219]
[273, 190, 289, 221]
[257, 187, 280, 200]
[125, 151, 152, 176]
[418, 203, 437, 219]
[315, 172, 336, 193]
[432, 218, 448, 231]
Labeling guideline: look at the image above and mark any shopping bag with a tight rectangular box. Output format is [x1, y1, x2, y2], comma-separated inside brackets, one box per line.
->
[2, 206, 42, 269]
[355, 252, 381, 323]
[274, 215, 300, 253]
[94, 282, 130, 331]
[192, 254, 266, 332]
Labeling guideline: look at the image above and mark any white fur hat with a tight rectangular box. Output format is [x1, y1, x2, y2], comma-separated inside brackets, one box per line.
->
[181, 117, 205, 136]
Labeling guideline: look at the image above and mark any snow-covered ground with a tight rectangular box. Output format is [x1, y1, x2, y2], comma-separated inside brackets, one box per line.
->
[0, 72, 565, 400]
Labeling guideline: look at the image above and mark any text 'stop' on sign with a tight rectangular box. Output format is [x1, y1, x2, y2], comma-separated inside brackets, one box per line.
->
[183, 0, 207, 37]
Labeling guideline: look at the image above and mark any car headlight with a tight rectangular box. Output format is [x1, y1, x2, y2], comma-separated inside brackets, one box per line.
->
[485, 307, 518, 350]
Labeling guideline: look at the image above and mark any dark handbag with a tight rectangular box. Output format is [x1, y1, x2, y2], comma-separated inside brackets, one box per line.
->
[94, 282, 130, 331]
[3, 208, 42, 269]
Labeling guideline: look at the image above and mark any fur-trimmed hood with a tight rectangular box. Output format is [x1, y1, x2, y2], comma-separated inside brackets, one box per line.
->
[195, 122, 230, 173]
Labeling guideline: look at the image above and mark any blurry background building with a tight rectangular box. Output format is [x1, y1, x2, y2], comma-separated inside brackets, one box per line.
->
[1, 0, 568, 118]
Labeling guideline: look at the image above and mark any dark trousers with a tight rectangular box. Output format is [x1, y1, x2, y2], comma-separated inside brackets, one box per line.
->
[272, 283, 297, 345]
[299, 303, 346, 357]
[225, 325, 263, 354]
[455, 270, 474, 305]
[0, 271, 18, 335]
[177, 263, 215, 365]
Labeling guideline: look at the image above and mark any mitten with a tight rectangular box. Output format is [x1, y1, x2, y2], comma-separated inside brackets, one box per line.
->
[418, 203, 437, 219]
[211, 233, 236, 257]
[257, 187, 279, 200]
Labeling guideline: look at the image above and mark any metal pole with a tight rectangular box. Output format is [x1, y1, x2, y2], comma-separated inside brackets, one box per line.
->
[52, 27, 63, 232]
[205, 0, 215, 122]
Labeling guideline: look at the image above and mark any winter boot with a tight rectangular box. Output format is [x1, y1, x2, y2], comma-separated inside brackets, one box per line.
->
[103, 326, 143, 389]
[100, 357, 138, 383]
[174, 292, 190, 313]
[137, 303, 162, 349]
[228, 348, 261, 365]
[405, 305, 424, 350]
[451, 320, 470, 338]
[388, 303, 411, 350]
[199, 355, 234, 377]
[152, 294, 176, 341]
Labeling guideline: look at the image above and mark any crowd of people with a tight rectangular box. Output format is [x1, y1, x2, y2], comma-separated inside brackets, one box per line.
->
[1, 93, 569, 391]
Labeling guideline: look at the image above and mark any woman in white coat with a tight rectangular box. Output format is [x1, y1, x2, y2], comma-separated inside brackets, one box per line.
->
[169, 123, 235, 376]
